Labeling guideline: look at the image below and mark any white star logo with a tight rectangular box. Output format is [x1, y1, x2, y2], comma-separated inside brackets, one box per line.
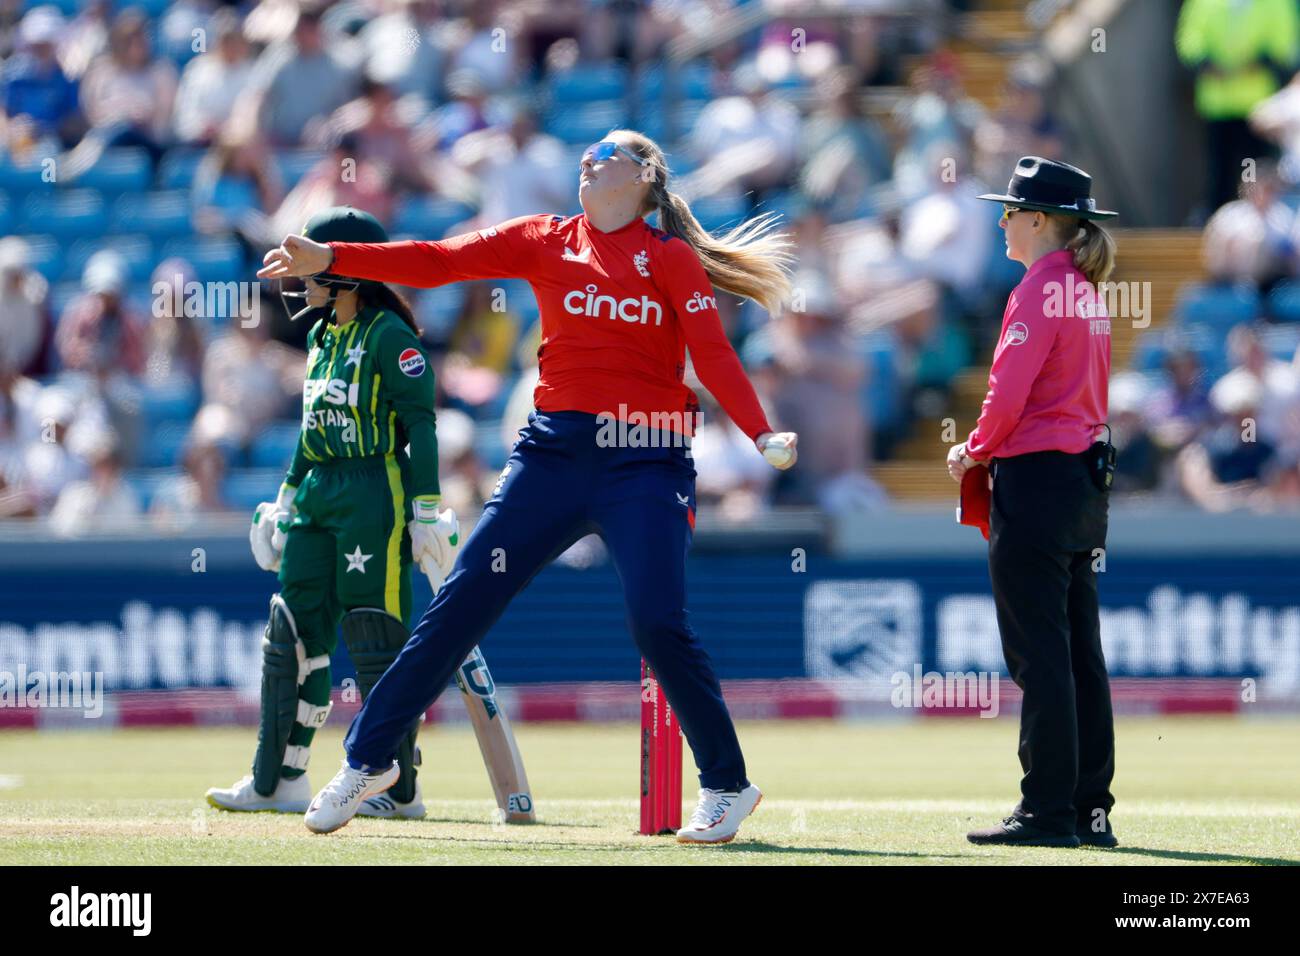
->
[344, 345, 365, 368]
[344, 545, 372, 573]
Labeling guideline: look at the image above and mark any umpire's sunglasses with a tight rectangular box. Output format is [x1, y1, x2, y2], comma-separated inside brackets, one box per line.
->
[581, 141, 646, 167]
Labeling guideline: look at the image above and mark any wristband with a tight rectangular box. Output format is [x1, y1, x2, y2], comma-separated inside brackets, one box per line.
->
[413, 495, 441, 523]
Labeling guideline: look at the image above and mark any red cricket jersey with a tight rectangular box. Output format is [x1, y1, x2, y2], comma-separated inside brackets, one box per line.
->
[327, 213, 773, 440]
[966, 249, 1111, 460]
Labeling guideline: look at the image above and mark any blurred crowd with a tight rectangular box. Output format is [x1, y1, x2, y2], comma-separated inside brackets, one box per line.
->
[1121, 0, 1300, 512]
[4, 0, 1291, 535]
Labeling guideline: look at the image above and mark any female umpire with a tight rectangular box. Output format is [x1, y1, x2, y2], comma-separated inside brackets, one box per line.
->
[947, 157, 1120, 849]
[259, 129, 799, 844]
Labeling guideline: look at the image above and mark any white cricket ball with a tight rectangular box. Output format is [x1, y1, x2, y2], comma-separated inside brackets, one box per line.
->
[763, 445, 793, 468]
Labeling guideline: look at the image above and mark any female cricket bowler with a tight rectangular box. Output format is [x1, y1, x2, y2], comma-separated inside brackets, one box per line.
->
[207, 207, 460, 819]
[259, 129, 799, 844]
[948, 157, 1119, 848]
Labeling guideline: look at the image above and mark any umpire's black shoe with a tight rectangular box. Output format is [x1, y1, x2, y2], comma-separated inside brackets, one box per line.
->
[967, 815, 1081, 848]
[1077, 821, 1119, 848]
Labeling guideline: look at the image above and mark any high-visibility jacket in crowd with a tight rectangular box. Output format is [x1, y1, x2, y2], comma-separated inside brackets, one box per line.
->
[1176, 0, 1300, 120]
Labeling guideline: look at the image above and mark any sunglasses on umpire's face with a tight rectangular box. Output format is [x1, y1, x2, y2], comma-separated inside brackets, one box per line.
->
[581, 141, 646, 167]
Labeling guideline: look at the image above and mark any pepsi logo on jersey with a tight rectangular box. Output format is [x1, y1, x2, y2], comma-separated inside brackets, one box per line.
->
[398, 348, 427, 377]
[304, 378, 360, 406]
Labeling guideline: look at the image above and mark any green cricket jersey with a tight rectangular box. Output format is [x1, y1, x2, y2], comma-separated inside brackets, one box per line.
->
[284, 306, 439, 498]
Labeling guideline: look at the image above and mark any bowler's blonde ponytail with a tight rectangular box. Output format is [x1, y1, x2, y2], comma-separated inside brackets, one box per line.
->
[615, 130, 795, 314]
[1058, 217, 1117, 285]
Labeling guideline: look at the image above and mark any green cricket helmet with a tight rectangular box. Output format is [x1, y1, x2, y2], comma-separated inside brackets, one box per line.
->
[279, 206, 389, 322]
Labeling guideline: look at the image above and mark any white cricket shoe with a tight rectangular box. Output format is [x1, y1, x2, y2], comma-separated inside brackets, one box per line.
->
[206, 774, 312, 813]
[304, 760, 400, 834]
[676, 784, 763, 844]
[357, 779, 426, 819]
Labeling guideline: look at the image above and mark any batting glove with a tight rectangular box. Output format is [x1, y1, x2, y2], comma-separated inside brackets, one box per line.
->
[250, 483, 296, 573]
[409, 496, 461, 592]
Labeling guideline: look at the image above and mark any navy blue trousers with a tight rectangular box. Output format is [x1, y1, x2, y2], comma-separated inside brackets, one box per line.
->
[344, 411, 749, 791]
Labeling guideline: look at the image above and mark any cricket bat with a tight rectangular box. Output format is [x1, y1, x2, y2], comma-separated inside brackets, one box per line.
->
[456, 646, 535, 823]
[422, 552, 534, 823]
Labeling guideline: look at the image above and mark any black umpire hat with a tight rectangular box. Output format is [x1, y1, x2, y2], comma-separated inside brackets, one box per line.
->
[978, 156, 1117, 220]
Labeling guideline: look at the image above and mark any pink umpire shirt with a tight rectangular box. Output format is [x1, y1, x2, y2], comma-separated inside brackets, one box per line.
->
[966, 248, 1111, 461]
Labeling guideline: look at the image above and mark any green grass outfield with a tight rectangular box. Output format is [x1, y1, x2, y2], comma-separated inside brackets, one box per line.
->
[1, 717, 1297, 865]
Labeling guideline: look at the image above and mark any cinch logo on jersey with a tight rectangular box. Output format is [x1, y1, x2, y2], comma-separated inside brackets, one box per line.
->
[398, 348, 426, 377]
[683, 290, 717, 313]
[303, 378, 361, 406]
[564, 283, 664, 326]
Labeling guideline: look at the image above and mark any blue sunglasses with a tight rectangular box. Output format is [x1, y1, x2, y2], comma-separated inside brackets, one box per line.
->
[581, 141, 646, 167]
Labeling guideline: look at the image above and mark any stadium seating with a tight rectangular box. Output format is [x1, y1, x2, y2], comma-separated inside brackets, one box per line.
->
[160, 237, 246, 286]
[274, 150, 327, 191]
[0, 153, 54, 192]
[1132, 323, 1229, 380]
[546, 63, 629, 104]
[204, 176, 260, 216]
[249, 423, 302, 470]
[21, 0, 81, 15]
[473, 417, 510, 470]
[124, 468, 182, 512]
[112, 190, 195, 241]
[158, 149, 207, 190]
[1258, 323, 1300, 361]
[686, 193, 749, 233]
[223, 469, 288, 512]
[637, 63, 716, 103]
[392, 195, 475, 238]
[20, 190, 108, 239]
[1173, 282, 1262, 331]
[71, 148, 152, 195]
[545, 101, 632, 146]
[414, 282, 468, 339]
[860, 331, 904, 437]
[62, 235, 156, 283]
[141, 383, 201, 427]
[1266, 280, 1300, 324]
[136, 422, 192, 469]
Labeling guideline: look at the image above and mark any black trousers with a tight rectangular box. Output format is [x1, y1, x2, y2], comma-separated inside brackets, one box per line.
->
[988, 450, 1115, 834]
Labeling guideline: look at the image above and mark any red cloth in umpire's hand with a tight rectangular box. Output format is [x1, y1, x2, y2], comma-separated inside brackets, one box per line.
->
[957, 464, 991, 540]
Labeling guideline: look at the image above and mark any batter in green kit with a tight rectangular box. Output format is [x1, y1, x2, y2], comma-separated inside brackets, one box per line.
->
[207, 208, 461, 818]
